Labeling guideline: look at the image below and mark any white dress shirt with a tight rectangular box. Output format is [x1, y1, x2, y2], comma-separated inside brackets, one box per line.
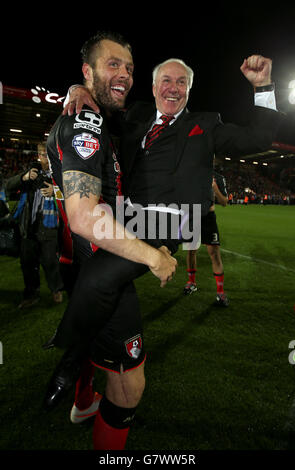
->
[254, 90, 277, 110]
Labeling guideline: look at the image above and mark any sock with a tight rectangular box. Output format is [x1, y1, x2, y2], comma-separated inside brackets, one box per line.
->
[74, 359, 95, 410]
[187, 269, 196, 284]
[214, 272, 224, 294]
[93, 408, 129, 450]
[93, 395, 137, 450]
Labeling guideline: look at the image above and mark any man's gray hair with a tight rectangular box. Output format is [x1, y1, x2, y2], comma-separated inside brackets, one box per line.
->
[152, 58, 194, 89]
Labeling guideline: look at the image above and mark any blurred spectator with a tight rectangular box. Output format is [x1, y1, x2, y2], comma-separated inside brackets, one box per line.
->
[5, 143, 64, 308]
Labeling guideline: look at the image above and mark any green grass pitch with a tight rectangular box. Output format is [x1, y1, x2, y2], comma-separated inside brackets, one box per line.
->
[0, 204, 295, 451]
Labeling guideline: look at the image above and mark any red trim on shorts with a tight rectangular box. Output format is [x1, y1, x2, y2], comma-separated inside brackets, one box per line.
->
[89, 354, 147, 374]
[57, 142, 63, 162]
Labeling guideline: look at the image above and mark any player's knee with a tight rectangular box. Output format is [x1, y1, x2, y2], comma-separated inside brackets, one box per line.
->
[123, 371, 145, 407]
[107, 366, 145, 408]
[208, 246, 220, 259]
[212, 251, 220, 263]
[133, 373, 145, 404]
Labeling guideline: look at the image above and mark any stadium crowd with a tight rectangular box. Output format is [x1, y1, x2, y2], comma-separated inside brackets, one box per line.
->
[217, 161, 295, 205]
[0, 143, 37, 181]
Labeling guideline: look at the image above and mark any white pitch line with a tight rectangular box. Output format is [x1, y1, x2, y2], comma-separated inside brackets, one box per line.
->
[220, 248, 295, 273]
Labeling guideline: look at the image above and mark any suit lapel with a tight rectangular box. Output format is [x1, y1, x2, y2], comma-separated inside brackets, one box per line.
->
[174, 110, 195, 170]
[121, 112, 156, 176]
[174, 110, 208, 170]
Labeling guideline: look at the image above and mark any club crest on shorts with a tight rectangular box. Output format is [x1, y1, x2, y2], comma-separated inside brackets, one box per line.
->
[125, 335, 142, 359]
[72, 133, 100, 159]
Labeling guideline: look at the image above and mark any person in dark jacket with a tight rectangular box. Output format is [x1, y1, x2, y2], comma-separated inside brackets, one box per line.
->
[5, 143, 64, 308]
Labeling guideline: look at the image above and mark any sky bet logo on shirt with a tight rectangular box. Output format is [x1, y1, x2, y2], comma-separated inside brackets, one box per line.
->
[72, 133, 100, 160]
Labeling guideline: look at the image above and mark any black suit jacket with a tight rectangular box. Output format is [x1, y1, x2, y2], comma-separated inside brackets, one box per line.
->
[120, 102, 280, 215]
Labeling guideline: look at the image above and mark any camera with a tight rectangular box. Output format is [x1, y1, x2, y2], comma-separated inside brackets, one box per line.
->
[28, 161, 51, 189]
[29, 161, 42, 172]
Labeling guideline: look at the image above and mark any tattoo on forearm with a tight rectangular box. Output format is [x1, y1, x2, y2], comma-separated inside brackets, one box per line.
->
[63, 171, 102, 199]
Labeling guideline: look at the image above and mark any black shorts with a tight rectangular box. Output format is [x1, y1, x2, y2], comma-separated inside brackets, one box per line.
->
[87, 238, 176, 373]
[54, 233, 178, 375]
[201, 211, 220, 245]
[89, 281, 146, 373]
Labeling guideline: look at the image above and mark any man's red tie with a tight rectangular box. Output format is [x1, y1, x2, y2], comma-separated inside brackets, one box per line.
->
[144, 115, 175, 149]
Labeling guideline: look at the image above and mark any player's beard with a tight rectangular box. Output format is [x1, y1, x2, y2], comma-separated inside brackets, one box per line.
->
[92, 71, 125, 113]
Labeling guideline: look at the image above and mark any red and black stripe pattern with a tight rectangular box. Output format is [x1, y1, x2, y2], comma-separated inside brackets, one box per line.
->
[144, 115, 174, 149]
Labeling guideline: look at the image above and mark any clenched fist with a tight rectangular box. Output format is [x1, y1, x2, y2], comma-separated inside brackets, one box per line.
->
[240, 55, 272, 88]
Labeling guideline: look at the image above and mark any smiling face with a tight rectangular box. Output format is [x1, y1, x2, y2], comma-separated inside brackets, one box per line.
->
[83, 39, 134, 112]
[152, 61, 190, 116]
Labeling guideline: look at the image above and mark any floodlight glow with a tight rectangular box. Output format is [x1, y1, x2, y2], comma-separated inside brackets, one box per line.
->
[289, 88, 295, 104]
[288, 80, 295, 88]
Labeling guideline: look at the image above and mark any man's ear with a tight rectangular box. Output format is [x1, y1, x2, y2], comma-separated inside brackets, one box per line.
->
[82, 63, 93, 82]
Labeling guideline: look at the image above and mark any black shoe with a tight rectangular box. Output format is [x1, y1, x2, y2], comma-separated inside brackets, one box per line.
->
[183, 281, 198, 295]
[43, 348, 84, 411]
[42, 331, 57, 350]
[215, 293, 229, 307]
[18, 296, 40, 309]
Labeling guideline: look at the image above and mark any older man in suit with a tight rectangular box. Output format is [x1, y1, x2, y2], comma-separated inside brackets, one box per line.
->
[120, 56, 277, 215]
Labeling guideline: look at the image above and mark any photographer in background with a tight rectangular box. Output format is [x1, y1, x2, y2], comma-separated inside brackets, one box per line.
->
[5, 143, 64, 309]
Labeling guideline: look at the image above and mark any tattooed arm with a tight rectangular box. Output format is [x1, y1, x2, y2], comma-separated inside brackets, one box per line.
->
[63, 171, 177, 286]
[63, 171, 102, 200]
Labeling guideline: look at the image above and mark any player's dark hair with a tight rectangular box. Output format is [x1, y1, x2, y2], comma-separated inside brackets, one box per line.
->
[81, 31, 132, 68]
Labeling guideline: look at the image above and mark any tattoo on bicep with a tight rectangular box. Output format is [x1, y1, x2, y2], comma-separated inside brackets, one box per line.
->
[63, 171, 102, 199]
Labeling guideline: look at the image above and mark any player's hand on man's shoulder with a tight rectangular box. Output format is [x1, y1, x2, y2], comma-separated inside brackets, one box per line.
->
[63, 85, 100, 116]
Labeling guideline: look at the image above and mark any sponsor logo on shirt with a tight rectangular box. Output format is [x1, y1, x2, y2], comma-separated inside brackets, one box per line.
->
[74, 111, 103, 134]
[72, 133, 100, 159]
